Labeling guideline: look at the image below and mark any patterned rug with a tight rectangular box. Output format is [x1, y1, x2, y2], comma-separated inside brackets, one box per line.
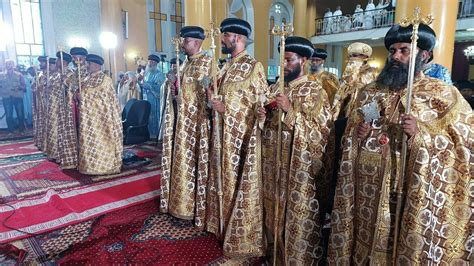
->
[0, 140, 160, 203]
[0, 128, 34, 142]
[8, 200, 229, 264]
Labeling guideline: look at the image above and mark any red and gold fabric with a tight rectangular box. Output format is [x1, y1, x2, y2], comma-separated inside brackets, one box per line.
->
[328, 75, 473, 265]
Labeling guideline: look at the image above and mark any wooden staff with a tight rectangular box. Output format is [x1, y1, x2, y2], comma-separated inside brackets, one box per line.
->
[206, 21, 224, 236]
[271, 22, 292, 265]
[392, 7, 433, 264]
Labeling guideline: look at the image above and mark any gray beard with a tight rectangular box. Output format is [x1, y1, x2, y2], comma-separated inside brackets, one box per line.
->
[310, 64, 323, 74]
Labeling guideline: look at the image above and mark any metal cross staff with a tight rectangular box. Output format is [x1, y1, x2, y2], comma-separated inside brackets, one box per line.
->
[205, 21, 225, 237]
[270, 22, 292, 265]
[171, 36, 183, 94]
[393, 7, 433, 264]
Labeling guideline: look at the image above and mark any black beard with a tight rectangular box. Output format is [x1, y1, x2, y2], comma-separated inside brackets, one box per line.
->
[376, 53, 424, 91]
[284, 64, 301, 82]
[221, 45, 233, 54]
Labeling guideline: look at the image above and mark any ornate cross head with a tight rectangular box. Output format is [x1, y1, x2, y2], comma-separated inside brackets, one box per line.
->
[400, 7, 434, 28]
[271, 23, 293, 37]
[171, 36, 183, 53]
[206, 22, 221, 50]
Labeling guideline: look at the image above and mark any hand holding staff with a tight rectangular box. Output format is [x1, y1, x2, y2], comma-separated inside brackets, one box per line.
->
[392, 7, 433, 264]
[206, 21, 225, 237]
[270, 22, 293, 265]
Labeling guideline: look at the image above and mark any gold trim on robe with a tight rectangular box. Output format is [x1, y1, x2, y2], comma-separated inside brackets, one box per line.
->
[328, 75, 473, 265]
[206, 50, 269, 258]
[160, 51, 211, 229]
[262, 75, 332, 264]
[77, 71, 123, 175]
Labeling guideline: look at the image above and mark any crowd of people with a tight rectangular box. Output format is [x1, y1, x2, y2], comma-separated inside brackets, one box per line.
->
[0, 15, 472, 264]
[321, 0, 395, 34]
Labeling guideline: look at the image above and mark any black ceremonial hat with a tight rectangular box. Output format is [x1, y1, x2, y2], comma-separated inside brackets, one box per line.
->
[180, 26, 205, 40]
[148, 54, 160, 62]
[312, 48, 328, 59]
[170, 58, 183, 65]
[278, 36, 314, 59]
[56, 51, 73, 63]
[384, 23, 436, 51]
[70, 47, 88, 56]
[38, 56, 48, 62]
[86, 54, 104, 65]
[48, 57, 57, 64]
[220, 18, 251, 38]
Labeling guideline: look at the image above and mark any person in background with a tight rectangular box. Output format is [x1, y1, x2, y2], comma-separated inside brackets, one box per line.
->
[308, 48, 340, 117]
[24, 66, 36, 127]
[364, 0, 376, 29]
[142, 54, 165, 140]
[353, 4, 364, 29]
[0, 60, 26, 133]
[423, 52, 453, 85]
[323, 8, 333, 34]
[117, 71, 141, 111]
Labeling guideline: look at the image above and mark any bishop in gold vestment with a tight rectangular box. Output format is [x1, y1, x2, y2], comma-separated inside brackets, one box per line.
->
[77, 54, 122, 175]
[329, 24, 472, 265]
[335, 42, 378, 119]
[207, 18, 268, 258]
[160, 26, 211, 229]
[259, 36, 332, 265]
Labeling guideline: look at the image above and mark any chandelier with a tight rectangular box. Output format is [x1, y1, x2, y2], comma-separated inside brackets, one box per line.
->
[464, 45, 474, 58]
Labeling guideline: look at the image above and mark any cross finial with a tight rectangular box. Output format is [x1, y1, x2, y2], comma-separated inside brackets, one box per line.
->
[206, 22, 220, 50]
[400, 7, 434, 28]
[271, 23, 293, 37]
[171, 36, 183, 54]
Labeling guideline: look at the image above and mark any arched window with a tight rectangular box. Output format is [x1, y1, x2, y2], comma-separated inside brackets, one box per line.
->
[10, 0, 44, 67]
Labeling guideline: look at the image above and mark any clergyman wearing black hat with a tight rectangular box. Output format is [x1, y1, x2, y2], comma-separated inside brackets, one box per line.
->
[308, 47, 340, 109]
[327, 22, 472, 265]
[179, 26, 205, 58]
[205, 17, 268, 258]
[76, 52, 123, 175]
[256, 35, 332, 265]
[219, 17, 252, 56]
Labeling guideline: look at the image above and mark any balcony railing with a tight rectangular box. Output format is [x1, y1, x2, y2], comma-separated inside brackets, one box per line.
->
[460, 0, 474, 18]
[314, 9, 396, 36]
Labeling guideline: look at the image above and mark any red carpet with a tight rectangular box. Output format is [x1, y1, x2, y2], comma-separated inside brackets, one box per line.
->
[0, 140, 41, 159]
[14, 200, 227, 264]
[0, 171, 161, 243]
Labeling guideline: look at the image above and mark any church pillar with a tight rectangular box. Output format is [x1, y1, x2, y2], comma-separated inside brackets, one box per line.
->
[306, 0, 316, 37]
[395, 0, 458, 71]
[293, 0, 307, 36]
[184, 0, 212, 48]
